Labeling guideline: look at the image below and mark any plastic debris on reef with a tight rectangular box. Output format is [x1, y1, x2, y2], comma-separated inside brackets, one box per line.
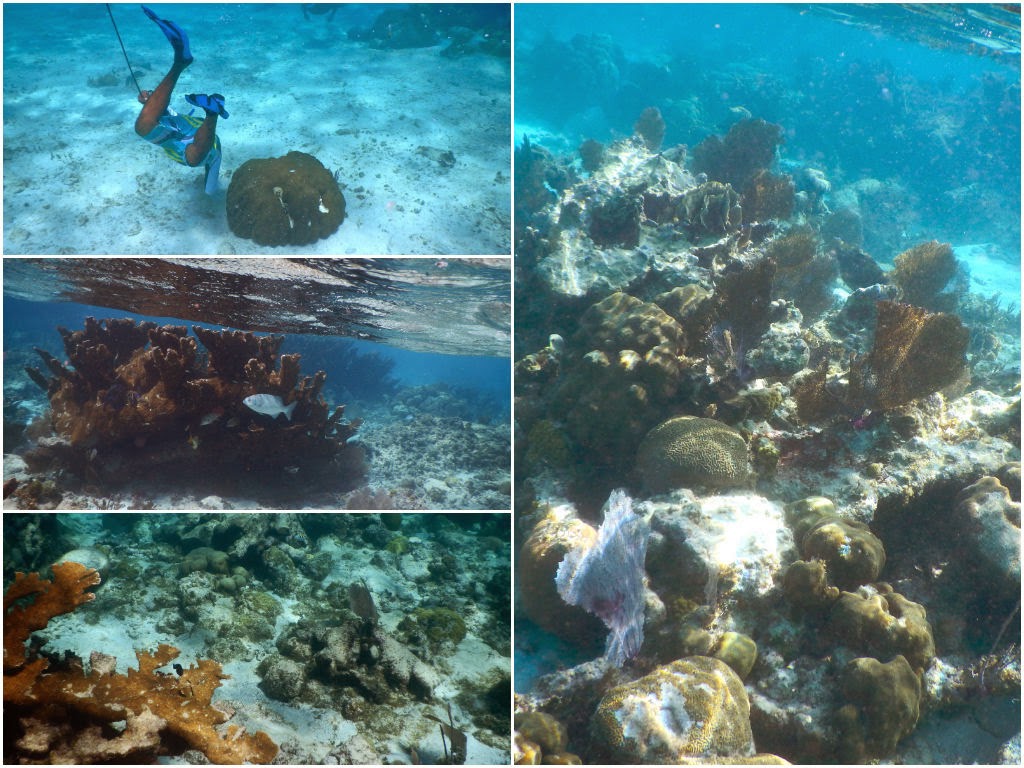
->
[243, 393, 297, 420]
[555, 489, 650, 666]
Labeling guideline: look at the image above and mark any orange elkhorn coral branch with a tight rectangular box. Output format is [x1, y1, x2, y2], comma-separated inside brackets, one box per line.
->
[4, 560, 100, 674]
[3, 561, 278, 764]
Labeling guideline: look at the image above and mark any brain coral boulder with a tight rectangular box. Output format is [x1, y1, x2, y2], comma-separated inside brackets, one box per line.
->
[227, 151, 346, 246]
[592, 656, 756, 763]
[636, 416, 750, 492]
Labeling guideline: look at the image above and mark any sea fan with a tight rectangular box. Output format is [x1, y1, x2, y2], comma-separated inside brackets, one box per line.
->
[555, 489, 650, 666]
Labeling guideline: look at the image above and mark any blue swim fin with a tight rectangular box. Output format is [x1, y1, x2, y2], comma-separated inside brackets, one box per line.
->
[142, 5, 193, 64]
[204, 152, 222, 195]
[185, 93, 229, 119]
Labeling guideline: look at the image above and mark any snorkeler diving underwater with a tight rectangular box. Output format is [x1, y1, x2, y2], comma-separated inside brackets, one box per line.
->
[2, 3, 510, 254]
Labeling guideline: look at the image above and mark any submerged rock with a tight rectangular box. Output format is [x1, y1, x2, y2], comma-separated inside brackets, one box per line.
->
[646, 491, 795, 605]
[953, 475, 1021, 599]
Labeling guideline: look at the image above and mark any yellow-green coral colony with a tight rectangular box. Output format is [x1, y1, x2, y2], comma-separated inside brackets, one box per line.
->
[410, 606, 467, 647]
[835, 655, 922, 762]
[514, 711, 577, 764]
[801, 519, 885, 591]
[827, 585, 935, 673]
[592, 656, 755, 763]
[385, 534, 411, 556]
[636, 416, 751, 492]
[713, 632, 759, 681]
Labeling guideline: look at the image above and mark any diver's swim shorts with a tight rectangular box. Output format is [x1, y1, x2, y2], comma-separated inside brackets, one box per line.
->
[141, 110, 222, 194]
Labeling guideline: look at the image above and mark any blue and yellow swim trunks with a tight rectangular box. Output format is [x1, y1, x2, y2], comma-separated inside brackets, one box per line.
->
[141, 111, 222, 194]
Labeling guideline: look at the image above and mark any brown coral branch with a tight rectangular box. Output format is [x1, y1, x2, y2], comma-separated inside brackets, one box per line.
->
[4, 565, 278, 764]
[26, 644, 277, 763]
[4, 561, 100, 675]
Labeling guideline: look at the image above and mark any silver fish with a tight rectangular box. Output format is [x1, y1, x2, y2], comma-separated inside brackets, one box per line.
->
[243, 394, 297, 421]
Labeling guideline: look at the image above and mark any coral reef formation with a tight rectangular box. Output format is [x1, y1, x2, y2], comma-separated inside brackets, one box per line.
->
[847, 301, 969, 411]
[952, 475, 1021, 601]
[514, 710, 579, 764]
[634, 106, 667, 152]
[21, 317, 363, 496]
[800, 518, 885, 591]
[514, 84, 1020, 765]
[4, 561, 277, 764]
[827, 585, 935, 673]
[834, 655, 922, 762]
[646, 491, 795, 605]
[518, 505, 605, 649]
[5, 512, 511, 764]
[713, 631, 758, 680]
[692, 119, 785, 191]
[636, 416, 750, 492]
[226, 151, 346, 246]
[263, 612, 441, 705]
[891, 240, 960, 311]
[544, 291, 699, 476]
[348, 3, 509, 57]
[591, 656, 755, 762]
[766, 228, 837, 320]
[743, 170, 795, 223]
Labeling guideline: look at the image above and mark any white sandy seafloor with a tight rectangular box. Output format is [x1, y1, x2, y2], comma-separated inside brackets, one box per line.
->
[3, 4, 510, 255]
[13, 515, 510, 764]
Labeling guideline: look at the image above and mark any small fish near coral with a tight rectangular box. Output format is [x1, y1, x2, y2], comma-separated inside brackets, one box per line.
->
[243, 393, 297, 421]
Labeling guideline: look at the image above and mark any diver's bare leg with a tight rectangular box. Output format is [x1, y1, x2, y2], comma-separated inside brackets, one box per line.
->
[134, 60, 189, 136]
[185, 113, 218, 166]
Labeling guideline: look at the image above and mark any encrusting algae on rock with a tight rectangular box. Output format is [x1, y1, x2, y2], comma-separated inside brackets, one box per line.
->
[4, 561, 278, 764]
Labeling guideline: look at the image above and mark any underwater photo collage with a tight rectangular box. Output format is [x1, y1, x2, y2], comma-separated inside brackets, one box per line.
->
[3, 2, 1023, 766]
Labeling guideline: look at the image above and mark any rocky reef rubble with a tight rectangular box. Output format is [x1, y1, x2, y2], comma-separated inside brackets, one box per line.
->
[514, 109, 1020, 764]
[354, 384, 511, 510]
[10, 317, 365, 507]
[4, 512, 512, 764]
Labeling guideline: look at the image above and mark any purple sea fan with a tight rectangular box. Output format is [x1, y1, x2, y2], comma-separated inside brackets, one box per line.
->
[555, 488, 650, 666]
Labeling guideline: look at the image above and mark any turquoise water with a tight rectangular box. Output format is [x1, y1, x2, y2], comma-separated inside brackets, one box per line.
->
[3, 296, 510, 409]
[516, 3, 1020, 286]
[3, 3, 511, 254]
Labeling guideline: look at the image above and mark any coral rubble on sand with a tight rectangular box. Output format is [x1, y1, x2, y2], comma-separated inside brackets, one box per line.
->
[514, 109, 1020, 764]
